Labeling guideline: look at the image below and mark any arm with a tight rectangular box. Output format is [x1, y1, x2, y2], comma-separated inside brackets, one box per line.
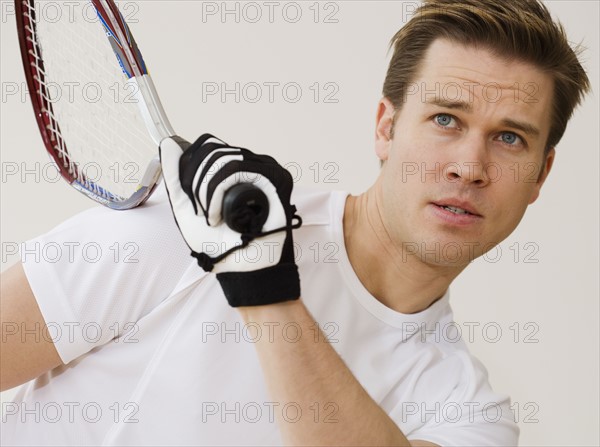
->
[0, 262, 63, 392]
[239, 299, 439, 447]
[160, 135, 439, 446]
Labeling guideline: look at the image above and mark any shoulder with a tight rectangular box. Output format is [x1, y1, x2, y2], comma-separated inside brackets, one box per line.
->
[34, 184, 190, 262]
[50, 184, 178, 237]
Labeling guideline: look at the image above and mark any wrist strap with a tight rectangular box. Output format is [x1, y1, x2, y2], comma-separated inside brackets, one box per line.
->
[216, 263, 301, 307]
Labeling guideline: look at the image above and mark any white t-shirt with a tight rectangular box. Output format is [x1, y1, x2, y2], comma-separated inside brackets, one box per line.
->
[2, 185, 518, 446]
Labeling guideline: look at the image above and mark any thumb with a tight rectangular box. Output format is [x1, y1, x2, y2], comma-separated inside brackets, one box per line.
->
[159, 137, 203, 249]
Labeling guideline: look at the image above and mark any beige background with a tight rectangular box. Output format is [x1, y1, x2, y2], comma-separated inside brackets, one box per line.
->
[1, 1, 598, 445]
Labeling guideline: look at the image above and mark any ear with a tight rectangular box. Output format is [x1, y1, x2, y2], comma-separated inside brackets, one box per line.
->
[375, 97, 396, 162]
[529, 147, 556, 205]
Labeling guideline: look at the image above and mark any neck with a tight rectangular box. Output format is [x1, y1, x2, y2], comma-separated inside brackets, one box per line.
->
[343, 183, 465, 314]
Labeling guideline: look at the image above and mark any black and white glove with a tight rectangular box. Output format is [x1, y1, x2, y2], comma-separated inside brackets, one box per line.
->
[159, 134, 302, 307]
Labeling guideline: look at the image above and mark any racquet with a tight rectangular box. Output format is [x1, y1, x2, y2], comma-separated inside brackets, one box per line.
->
[16, 0, 270, 232]
[16, 0, 178, 209]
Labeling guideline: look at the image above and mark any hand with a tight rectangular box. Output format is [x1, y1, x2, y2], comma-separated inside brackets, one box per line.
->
[159, 134, 302, 307]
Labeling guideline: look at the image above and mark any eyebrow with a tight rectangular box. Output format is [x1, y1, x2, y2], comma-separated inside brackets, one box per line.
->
[425, 98, 541, 138]
[500, 118, 540, 138]
[425, 98, 473, 113]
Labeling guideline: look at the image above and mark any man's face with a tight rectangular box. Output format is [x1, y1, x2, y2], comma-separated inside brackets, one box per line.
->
[375, 38, 555, 266]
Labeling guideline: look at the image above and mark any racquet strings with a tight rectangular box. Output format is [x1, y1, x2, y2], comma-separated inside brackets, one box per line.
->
[27, 0, 156, 200]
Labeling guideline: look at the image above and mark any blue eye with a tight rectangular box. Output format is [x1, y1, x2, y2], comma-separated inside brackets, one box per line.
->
[435, 114, 454, 127]
[500, 132, 522, 146]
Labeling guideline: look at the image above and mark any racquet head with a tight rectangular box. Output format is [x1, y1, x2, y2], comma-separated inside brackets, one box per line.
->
[15, 0, 175, 209]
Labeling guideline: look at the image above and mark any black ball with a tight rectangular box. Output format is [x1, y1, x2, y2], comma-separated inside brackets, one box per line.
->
[222, 183, 270, 234]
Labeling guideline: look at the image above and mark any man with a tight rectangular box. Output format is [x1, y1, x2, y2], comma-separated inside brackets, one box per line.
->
[1, 0, 590, 445]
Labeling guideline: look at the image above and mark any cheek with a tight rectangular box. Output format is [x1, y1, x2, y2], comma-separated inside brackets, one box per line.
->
[496, 161, 541, 200]
[490, 175, 535, 231]
[387, 135, 437, 176]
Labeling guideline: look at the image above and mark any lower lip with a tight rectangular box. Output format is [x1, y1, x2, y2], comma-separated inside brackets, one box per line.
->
[429, 204, 483, 226]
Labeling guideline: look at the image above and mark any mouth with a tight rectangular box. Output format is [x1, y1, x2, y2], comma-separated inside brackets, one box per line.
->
[435, 204, 476, 216]
[431, 200, 483, 220]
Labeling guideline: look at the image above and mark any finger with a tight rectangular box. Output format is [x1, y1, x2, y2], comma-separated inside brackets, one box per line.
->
[179, 134, 233, 211]
[205, 170, 249, 226]
[195, 152, 243, 220]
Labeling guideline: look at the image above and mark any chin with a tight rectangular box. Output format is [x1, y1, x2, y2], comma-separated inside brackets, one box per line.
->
[402, 234, 481, 267]
[419, 252, 475, 268]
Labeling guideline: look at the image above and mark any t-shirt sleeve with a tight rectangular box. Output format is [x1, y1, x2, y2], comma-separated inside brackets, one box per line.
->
[20, 186, 195, 364]
[403, 349, 519, 446]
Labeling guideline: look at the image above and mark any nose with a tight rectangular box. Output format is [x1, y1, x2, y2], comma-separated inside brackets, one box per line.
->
[443, 135, 490, 186]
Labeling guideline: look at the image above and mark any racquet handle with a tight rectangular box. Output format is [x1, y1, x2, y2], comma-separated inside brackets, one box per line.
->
[222, 183, 270, 234]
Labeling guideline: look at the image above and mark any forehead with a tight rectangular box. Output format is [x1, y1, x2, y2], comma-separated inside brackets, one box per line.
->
[409, 38, 554, 126]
